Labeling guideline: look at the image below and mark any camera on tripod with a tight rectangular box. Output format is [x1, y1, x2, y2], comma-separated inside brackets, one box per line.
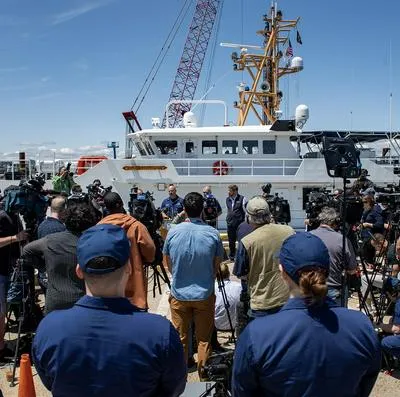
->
[203, 350, 234, 395]
[86, 183, 112, 199]
[260, 184, 291, 224]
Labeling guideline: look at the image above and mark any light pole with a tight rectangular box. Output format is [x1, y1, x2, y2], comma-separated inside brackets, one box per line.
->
[107, 141, 119, 159]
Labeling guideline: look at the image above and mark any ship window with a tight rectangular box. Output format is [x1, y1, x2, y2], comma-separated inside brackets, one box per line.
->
[243, 140, 259, 155]
[154, 140, 178, 155]
[263, 140, 276, 154]
[185, 142, 194, 153]
[144, 140, 155, 155]
[202, 140, 218, 155]
[222, 140, 238, 155]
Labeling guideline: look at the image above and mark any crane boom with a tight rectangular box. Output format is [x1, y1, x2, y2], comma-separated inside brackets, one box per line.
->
[163, 0, 222, 128]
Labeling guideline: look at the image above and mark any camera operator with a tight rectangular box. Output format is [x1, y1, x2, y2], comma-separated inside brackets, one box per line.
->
[232, 233, 381, 397]
[99, 192, 155, 310]
[21, 202, 98, 314]
[52, 164, 75, 195]
[310, 207, 357, 306]
[0, 205, 29, 360]
[360, 195, 384, 265]
[352, 168, 374, 194]
[233, 196, 294, 318]
[202, 185, 222, 228]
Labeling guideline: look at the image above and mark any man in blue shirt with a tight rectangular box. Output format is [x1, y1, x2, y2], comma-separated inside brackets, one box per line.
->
[380, 278, 400, 359]
[160, 184, 184, 220]
[33, 224, 186, 397]
[163, 192, 224, 378]
[37, 195, 66, 239]
[233, 232, 381, 397]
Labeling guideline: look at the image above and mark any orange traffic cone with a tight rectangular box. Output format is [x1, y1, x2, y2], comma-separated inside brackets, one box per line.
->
[18, 354, 36, 397]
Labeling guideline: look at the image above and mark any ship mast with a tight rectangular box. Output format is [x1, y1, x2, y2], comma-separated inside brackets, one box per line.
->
[233, 2, 302, 126]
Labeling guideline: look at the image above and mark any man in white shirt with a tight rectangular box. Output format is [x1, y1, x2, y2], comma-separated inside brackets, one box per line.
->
[215, 262, 241, 331]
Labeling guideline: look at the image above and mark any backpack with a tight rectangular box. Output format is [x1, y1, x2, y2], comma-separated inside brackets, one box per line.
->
[203, 195, 218, 220]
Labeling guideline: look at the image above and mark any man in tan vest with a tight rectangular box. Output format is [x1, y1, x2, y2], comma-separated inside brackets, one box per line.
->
[233, 196, 294, 318]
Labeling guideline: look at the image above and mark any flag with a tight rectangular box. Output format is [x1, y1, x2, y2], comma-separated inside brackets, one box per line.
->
[297, 30, 302, 45]
[286, 39, 293, 57]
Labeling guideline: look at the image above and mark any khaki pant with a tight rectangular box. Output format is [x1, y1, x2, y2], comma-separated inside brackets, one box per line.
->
[169, 294, 215, 376]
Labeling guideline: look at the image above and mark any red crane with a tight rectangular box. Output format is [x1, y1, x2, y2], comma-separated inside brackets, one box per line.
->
[162, 0, 223, 128]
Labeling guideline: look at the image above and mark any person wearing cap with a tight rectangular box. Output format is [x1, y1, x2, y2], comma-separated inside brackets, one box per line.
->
[233, 195, 294, 318]
[352, 168, 374, 194]
[32, 224, 186, 397]
[232, 232, 381, 397]
[98, 191, 155, 310]
[163, 192, 224, 378]
[310, 207, 357, 306]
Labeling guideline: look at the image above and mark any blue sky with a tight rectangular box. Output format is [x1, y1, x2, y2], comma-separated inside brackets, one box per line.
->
[0, 0, 398, 157]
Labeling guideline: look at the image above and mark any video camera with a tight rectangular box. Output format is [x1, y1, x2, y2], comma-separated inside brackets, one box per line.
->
[86, 183, 112, 199]
[261, 184, 291, 224]
[203, 350, 234, 393]
[1, 177, 48, 236]
[128, 187, 162, 234]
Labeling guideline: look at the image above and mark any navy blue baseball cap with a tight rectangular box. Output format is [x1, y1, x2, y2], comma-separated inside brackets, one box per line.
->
[279, 232, 330, 283]
[77, 224, 130, 274]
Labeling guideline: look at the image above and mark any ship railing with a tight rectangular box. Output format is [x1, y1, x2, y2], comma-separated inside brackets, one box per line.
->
[171, 158, 303, 176]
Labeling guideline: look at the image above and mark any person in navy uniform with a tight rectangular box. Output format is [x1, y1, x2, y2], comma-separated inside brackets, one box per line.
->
[225, 185, 247, 260]
[32, 224, 186, 397]
[232, 232, 381, 397]
[160, 184, 184, 220]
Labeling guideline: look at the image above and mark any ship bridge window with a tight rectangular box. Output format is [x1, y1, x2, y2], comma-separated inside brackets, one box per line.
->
[155, 140, 178, 155]
[263, 140, 276, 154]
[243, 140, 259, 155]
[185, 142, 194, 153]
[202, 140, 218, 155]
[222, 140, 238, 155]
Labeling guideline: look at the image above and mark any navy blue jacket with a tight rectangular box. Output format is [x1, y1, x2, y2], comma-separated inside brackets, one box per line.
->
[232, 297, 381, 397]
[33, 296, 187, 397]
[361, 207, 384, 240]
[160, 196, 184, 219]
[37, 216, 66, 239]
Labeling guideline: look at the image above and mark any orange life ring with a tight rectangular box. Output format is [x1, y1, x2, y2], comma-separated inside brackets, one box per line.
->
[213, 160, 229, 176]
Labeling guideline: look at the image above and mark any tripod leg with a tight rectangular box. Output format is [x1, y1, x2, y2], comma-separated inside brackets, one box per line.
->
[10, 304, 24, 387]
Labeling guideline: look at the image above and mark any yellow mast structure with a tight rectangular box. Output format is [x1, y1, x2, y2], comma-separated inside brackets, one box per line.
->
[233, 3, 302, 126]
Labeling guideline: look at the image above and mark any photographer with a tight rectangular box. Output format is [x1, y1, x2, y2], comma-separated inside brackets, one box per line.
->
[0, 205, 28, 360]
[52, 164, 75, 195]
[310, 207, 357, 306]
[22, 202, 98, 314]
[99, 192, 155, 310]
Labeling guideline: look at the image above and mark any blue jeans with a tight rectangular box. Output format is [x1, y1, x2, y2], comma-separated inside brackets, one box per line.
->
[382, 335, 400, 359]
[327, 286, 348, 307]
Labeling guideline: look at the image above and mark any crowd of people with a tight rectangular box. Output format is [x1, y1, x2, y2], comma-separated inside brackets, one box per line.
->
[0, 167, 399, 396]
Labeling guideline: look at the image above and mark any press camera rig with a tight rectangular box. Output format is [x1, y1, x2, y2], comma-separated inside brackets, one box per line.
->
[261, 184, 291, 224]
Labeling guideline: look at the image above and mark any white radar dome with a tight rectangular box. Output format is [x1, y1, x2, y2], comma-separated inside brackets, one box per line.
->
[183, 111, 198, 128]
[291, 56, 303, 71]
[295, 104, 309, 129]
